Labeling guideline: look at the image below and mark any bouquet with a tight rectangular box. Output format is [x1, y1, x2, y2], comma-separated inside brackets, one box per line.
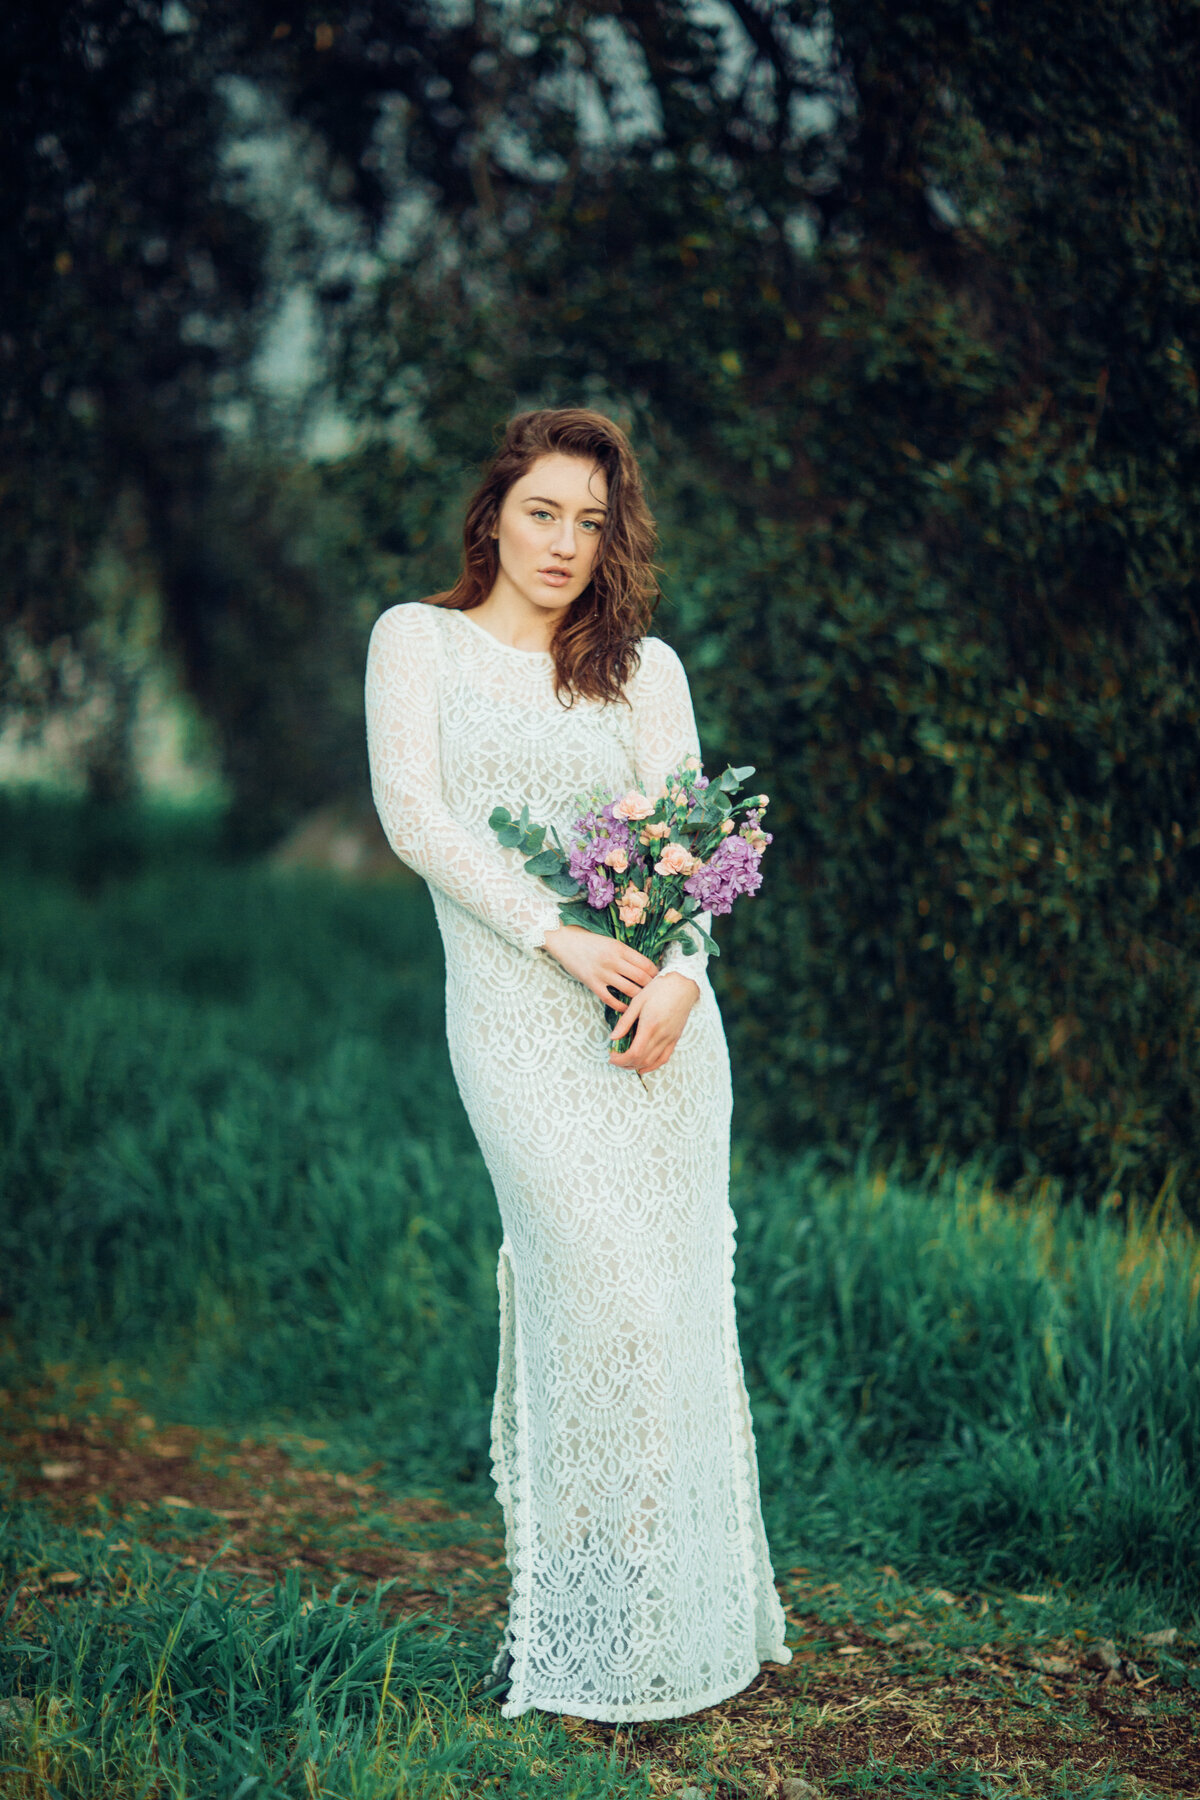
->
[489, 756, 772, 1055]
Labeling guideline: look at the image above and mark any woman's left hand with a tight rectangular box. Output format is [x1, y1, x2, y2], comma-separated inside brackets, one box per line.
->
[608, 971, 700, 1073]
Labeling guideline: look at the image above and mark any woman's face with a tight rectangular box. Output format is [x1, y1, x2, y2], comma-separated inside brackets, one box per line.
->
[491, 453, 608, 615]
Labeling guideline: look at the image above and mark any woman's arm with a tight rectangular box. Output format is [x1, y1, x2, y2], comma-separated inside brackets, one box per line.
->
[630, 636, 714, 1001]
[365, 605, 563, 955]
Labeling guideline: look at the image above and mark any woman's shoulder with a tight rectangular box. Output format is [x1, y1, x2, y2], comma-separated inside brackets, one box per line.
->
[368, 600, 446, 651]
[629, 633, 689, 689]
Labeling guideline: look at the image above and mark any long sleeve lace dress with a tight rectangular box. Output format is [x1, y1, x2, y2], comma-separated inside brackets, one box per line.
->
[364, 600, 790, 1722]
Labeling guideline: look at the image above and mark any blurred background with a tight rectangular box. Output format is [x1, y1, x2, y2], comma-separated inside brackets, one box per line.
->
[3, 0, 1200, 1613]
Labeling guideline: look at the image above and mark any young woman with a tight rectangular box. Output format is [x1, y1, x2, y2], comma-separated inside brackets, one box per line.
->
[364, 407, 790, 1722]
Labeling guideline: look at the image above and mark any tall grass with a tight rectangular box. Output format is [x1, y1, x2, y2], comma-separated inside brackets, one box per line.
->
[0, 1505, 649, 1799]
[1, 791, 1197, 1617]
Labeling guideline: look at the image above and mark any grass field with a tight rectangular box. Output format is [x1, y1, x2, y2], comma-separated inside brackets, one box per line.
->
[2, 793, 1198, 1797]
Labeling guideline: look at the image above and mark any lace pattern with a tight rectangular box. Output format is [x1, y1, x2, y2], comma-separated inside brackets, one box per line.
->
[365, 601, 790, 1721]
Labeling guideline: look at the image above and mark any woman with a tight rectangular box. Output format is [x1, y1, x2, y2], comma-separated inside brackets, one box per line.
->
[364, 407, 790, 1722]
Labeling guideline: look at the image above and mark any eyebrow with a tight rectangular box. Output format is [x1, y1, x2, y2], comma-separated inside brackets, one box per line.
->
[524, 495, 607, 512]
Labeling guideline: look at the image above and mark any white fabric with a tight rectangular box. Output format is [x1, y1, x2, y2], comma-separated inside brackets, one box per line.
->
[365, 601, 791, 1722]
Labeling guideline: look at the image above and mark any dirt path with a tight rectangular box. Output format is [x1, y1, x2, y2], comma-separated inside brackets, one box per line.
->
[3, 1368, 1198, 1798]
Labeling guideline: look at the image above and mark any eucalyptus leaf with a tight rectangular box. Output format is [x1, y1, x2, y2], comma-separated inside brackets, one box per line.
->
[488, 806, 512, 828]
[523, 848, 564, 877]
[543, 871, 583, 897]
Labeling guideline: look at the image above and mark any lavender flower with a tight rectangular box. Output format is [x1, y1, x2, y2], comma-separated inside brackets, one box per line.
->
[585, 869, 616, 909]
[567, 806, 636, 892]
[682, 834, 766, 915]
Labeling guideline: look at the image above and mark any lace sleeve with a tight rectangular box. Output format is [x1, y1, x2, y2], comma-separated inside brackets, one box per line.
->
[631, 636, 713, 998]
[365, 605, 563, 955]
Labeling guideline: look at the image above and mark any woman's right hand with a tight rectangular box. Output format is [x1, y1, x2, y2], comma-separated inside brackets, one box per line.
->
[542, 925, 659, 1012]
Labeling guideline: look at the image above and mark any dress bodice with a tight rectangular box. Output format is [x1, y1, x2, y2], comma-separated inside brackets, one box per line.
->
[437, 606, 638, 846]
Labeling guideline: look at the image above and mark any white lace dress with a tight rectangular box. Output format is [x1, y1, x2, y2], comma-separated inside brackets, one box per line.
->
[364, 600, 790, 1722]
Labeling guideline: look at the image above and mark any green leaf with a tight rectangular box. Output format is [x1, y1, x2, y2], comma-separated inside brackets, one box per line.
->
[557, 902, 612, 937]
[522, 824, 547, 853]
[488, 806, 512, 829]
[523, 848, 564, 877]
[543, 871, 583, 897]
[495, 824, 522, 848]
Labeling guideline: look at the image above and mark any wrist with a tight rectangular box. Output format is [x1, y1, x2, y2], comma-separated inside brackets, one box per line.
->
[655, 968, 700, 1004]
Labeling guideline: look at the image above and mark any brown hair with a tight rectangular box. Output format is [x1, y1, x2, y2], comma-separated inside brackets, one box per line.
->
[426, 407, 660, 704]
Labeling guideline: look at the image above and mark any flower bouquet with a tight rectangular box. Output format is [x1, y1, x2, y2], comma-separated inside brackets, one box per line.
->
[489, 756, 772, 1055]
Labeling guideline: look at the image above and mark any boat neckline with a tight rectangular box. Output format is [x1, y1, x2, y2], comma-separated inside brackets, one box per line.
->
[452, 607, 554, 659]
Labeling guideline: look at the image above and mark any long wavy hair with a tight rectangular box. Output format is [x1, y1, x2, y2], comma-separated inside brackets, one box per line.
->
[426, 408, 660, 704]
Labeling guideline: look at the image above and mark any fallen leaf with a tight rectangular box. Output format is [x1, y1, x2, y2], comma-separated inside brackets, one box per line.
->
[40, 1461, 81, 1480]
[1026, 1654, 1075, 1675]
[1014, 1593, 1051, 1604]
[48, 1571, 83, 1585]
[835, 1645, 866, 1656]
[160, 1496, 195, 1509]
[1142, 1627, 1178, 1648]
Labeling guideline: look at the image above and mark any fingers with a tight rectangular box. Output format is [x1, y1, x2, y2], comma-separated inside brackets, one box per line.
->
[612, 986, 648, 1035]
[609, 996, 674, 1071]
[611, 1040, 674, 1073]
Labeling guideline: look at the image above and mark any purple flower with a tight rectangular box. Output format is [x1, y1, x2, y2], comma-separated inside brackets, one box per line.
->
[585, 869, 615, 909]
[567, 808, 635, 888]
[682, 834, 766, 915]
[568, 841, 601, 884]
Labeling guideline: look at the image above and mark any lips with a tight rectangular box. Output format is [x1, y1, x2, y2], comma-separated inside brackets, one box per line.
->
[539, 568, 570, 584]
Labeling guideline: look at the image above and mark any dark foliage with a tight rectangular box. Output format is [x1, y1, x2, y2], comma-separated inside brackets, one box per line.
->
[4, 0, 1198, 1202]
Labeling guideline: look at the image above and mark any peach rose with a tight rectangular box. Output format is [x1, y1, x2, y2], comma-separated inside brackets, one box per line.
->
[644, 820, 671, 839]
[613, 791, 655, 821]
[664, 906, 683, 924]
[603, 845, 629, 872]
[654, 841, 700, 878]
[720, 818, 735, 835]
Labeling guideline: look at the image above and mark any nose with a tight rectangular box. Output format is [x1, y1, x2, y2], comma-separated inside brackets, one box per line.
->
[550, 519, 576, 559]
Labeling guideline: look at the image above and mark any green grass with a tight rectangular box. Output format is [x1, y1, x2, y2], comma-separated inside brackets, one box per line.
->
[0, 1501, 654, 1799]
[1, 790, 1199, 1796]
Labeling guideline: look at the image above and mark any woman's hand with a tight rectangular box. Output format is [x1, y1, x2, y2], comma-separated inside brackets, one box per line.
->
[542, 925, 659, 1012]
[607, 971, 699, 1074]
